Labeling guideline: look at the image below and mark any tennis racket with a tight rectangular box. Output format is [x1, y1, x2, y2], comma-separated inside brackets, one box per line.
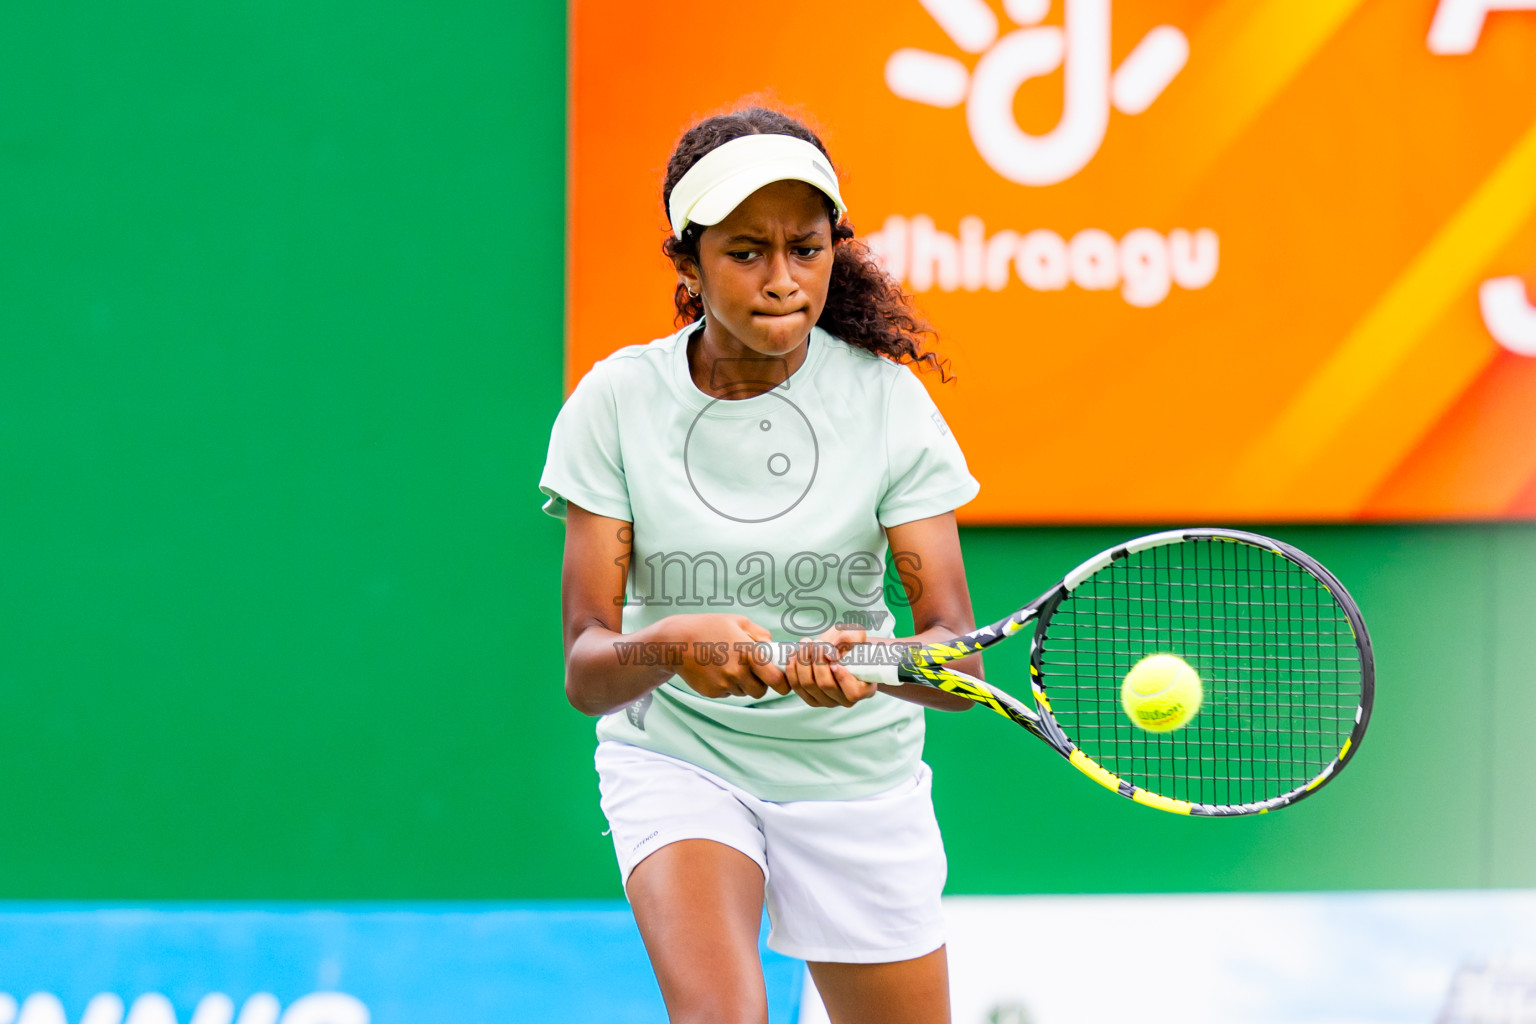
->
[769, 528, 1374, 817]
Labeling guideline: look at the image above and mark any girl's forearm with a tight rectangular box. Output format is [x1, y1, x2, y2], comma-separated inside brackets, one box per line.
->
[877, 625, 980, 712]
[564, 620, 682, 717]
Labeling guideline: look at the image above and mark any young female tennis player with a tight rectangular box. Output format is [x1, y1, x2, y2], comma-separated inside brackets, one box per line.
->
[541, 106, 982, 1024]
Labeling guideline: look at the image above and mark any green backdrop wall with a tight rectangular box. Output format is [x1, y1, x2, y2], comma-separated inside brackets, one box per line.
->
[1, 1, 1531, 900]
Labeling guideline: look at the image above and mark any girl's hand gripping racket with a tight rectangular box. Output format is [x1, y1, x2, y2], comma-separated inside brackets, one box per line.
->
[770, 529, 1374, 817]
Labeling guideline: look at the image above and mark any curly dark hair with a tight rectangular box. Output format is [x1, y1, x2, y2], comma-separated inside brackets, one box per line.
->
[662, 106, 951, 380]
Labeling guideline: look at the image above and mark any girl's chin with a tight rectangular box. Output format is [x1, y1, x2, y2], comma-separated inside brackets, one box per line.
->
[746, 317, 810, 348]
[703, 313, 813, 357]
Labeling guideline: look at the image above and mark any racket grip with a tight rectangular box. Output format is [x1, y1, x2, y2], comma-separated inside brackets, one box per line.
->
[754, 642, 902, 687]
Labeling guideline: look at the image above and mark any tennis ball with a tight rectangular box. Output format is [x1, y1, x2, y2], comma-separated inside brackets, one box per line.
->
[1121, 653, 1203, 732]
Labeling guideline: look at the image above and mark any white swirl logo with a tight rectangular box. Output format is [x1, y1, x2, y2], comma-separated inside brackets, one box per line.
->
[1424, 0, 1536, 358]
[1479, 277, 1536, 356]
[886, 0, 1188, 186]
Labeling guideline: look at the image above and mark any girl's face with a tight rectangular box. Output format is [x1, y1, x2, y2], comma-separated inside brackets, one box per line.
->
[680, 179, 836, 358]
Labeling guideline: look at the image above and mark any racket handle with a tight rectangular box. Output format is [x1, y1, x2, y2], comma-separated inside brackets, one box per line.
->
[754, 641, 902, 687]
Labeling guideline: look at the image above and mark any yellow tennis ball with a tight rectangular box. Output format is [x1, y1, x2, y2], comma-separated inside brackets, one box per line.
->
[1121, 653, 1203, 732]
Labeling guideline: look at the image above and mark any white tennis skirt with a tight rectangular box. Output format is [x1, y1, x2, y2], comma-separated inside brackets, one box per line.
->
[595, 739, 948, 964]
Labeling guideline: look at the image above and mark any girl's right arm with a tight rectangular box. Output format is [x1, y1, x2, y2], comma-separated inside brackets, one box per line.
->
[561, 503, 790, 716]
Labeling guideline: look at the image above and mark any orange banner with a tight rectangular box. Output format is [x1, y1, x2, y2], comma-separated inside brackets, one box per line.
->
[568, 0, 1536, 522]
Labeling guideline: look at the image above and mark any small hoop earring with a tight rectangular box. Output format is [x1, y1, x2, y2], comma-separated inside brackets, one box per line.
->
[687, 286, 698, 297]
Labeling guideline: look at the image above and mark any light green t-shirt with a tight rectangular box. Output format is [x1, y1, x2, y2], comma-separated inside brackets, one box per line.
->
[539, 322, 979, 800]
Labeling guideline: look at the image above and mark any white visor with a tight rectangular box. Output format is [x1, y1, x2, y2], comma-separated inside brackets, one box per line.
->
[667, 133, 847, 239]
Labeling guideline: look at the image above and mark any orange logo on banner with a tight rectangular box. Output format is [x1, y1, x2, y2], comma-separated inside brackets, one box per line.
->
[568, 0, 1536, 522]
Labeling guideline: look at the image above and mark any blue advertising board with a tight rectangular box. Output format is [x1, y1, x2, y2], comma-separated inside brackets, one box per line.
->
[0, 905, 804, 1024]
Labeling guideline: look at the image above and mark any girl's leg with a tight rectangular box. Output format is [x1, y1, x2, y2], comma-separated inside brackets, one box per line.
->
[808, 946, 952, 1024]
[626, 837, 770, 1024]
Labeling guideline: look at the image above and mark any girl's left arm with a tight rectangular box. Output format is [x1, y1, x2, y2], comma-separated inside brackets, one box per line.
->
[777, 511, 981, 711]
[880, 511, 979, 711]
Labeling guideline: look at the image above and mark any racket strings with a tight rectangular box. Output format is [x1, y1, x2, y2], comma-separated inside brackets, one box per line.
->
[1037, 539, 1364, 810]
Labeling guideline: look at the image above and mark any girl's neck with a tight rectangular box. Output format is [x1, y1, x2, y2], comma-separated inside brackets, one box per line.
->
[689, 322, 809, 400]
